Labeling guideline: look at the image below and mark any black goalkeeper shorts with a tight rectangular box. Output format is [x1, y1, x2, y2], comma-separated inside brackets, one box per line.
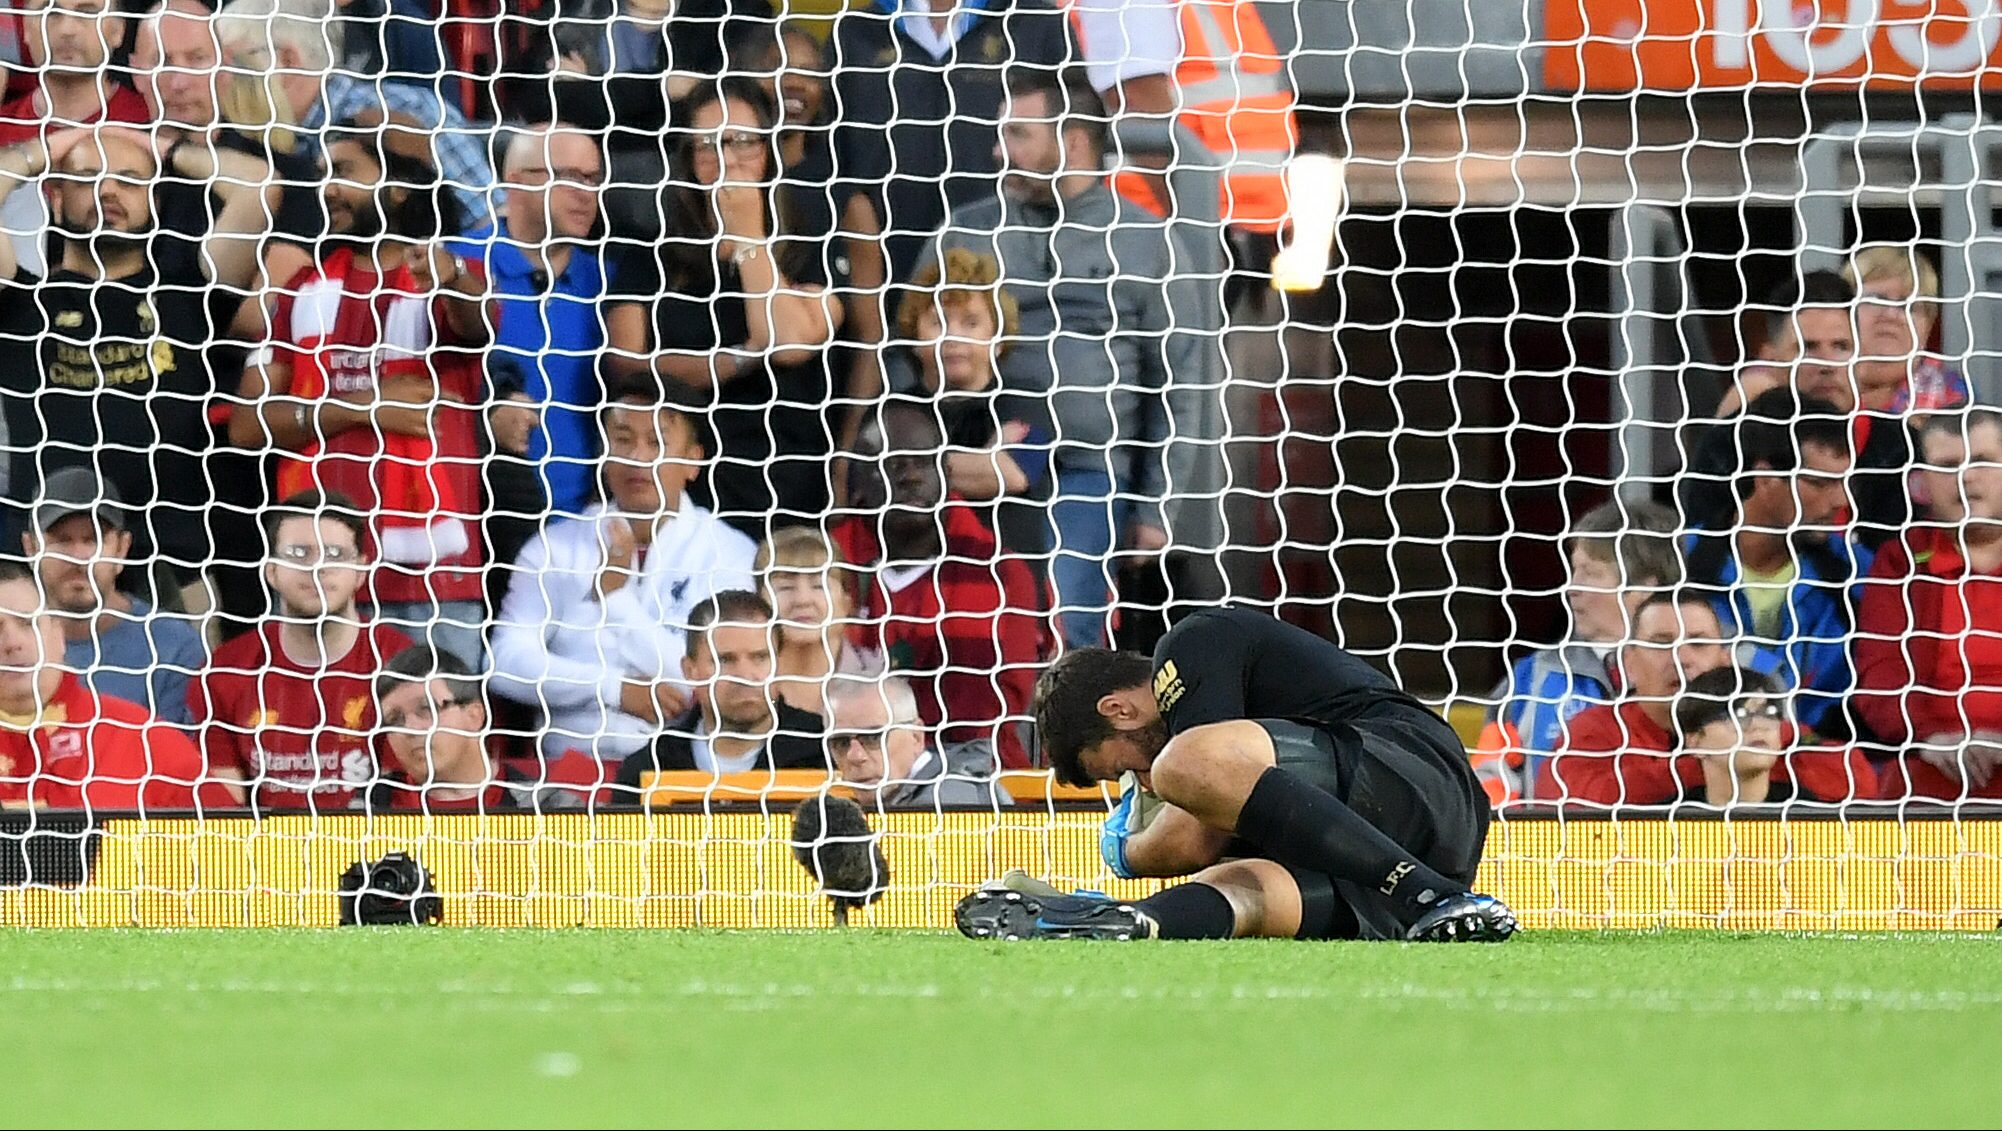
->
[1251, 714, 1491, 941]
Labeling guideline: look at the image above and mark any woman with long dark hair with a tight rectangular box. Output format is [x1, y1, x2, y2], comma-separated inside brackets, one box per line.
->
[731, 23, 889, 464]
[606, 77, 844, 539]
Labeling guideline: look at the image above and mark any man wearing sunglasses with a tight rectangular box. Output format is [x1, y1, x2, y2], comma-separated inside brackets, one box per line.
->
[824, 675, 1010, 810]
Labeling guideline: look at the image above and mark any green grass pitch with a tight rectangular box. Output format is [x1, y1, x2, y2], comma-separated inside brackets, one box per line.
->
[5, 929, 1998, 1127]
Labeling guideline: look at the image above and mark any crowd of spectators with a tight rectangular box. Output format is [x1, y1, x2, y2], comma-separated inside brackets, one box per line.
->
[0, 0, 1997, 817]
[1481, 249, 2002, 806]
[0, 0, 1183, 815]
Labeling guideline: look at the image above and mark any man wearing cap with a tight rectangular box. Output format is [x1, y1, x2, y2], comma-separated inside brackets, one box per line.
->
[22, 468, 206, 726]
[0, 557, 231, 811]
[490, 375, 758, 778]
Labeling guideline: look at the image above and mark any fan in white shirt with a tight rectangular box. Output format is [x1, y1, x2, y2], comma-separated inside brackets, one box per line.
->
[489, 378, 758, 762]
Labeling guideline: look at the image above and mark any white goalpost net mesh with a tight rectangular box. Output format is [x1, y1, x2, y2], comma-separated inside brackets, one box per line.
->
[0, 0, 1997, 929]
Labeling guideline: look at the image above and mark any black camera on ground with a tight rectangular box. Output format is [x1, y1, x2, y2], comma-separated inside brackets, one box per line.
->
[338, 852, 444, 926]
[790, 796, 890, 927]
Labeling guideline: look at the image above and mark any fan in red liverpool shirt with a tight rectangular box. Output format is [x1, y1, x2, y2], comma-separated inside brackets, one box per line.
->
[227, 125, 492, 670]
[0, 560, 231, 811]
[1856, 408, 2002, 799]
[831, 400, 1052, 770]
[189, 493, 412, 812]
[1547, 591, 1870, 805]
[1546, 591, 1734, 804]
[0, 0, 149, 148]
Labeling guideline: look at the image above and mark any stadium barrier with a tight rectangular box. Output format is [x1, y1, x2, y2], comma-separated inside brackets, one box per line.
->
[3, 810, 1998, 930]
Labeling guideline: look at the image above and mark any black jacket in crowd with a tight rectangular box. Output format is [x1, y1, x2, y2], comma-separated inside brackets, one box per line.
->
[615, 702, 828, 787]
[828, 0, 1074, 280]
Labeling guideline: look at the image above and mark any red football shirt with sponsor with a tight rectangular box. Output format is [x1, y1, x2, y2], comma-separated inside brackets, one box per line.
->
[267, 248, 486, 606]
[190, 622, 413, 811]
[0, 674, 235, 811]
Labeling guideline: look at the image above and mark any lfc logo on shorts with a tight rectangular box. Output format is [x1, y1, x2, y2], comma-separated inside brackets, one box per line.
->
[1380, 861, 1415, 896]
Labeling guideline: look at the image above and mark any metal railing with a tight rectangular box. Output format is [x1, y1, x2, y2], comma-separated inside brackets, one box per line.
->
[1797, 112, 2002, 402]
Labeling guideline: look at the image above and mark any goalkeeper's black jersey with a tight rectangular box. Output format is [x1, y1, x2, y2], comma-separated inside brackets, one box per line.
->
[1149, 607, 1426, 737]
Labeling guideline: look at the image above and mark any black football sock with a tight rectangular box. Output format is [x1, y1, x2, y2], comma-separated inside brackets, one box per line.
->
[1232, 766, 1467, 920]
[1135, 881, 1236, 940]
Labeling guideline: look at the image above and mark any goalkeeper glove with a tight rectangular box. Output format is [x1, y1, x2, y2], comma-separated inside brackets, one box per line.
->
[1101, 785, 1149, 880]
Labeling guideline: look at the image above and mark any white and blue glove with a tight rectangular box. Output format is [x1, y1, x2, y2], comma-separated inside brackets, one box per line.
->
[1101, 789, 1142, 879]
[1100, 771, 1161, 880]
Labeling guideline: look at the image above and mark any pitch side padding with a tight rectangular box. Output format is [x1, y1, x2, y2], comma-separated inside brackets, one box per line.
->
[0, 812, 1997, 930]
[0, 811, 100, 888]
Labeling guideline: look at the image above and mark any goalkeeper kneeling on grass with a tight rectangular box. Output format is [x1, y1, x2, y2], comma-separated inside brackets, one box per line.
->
[955, 607, 1516, 943]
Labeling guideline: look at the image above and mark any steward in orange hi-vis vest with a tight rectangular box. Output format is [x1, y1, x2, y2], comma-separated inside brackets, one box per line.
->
[1068, 0, 1298, 232]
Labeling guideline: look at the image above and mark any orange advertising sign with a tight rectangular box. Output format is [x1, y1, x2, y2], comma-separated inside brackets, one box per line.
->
[1545, 1, 2002, 90]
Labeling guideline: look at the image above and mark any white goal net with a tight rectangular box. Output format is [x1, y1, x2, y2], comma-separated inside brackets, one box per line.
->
[0, 0, 1996, 929]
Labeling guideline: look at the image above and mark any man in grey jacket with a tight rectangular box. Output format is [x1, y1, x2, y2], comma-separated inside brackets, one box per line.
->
[826, 675, 1012, 810]
[920, 71, 1196, 650]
